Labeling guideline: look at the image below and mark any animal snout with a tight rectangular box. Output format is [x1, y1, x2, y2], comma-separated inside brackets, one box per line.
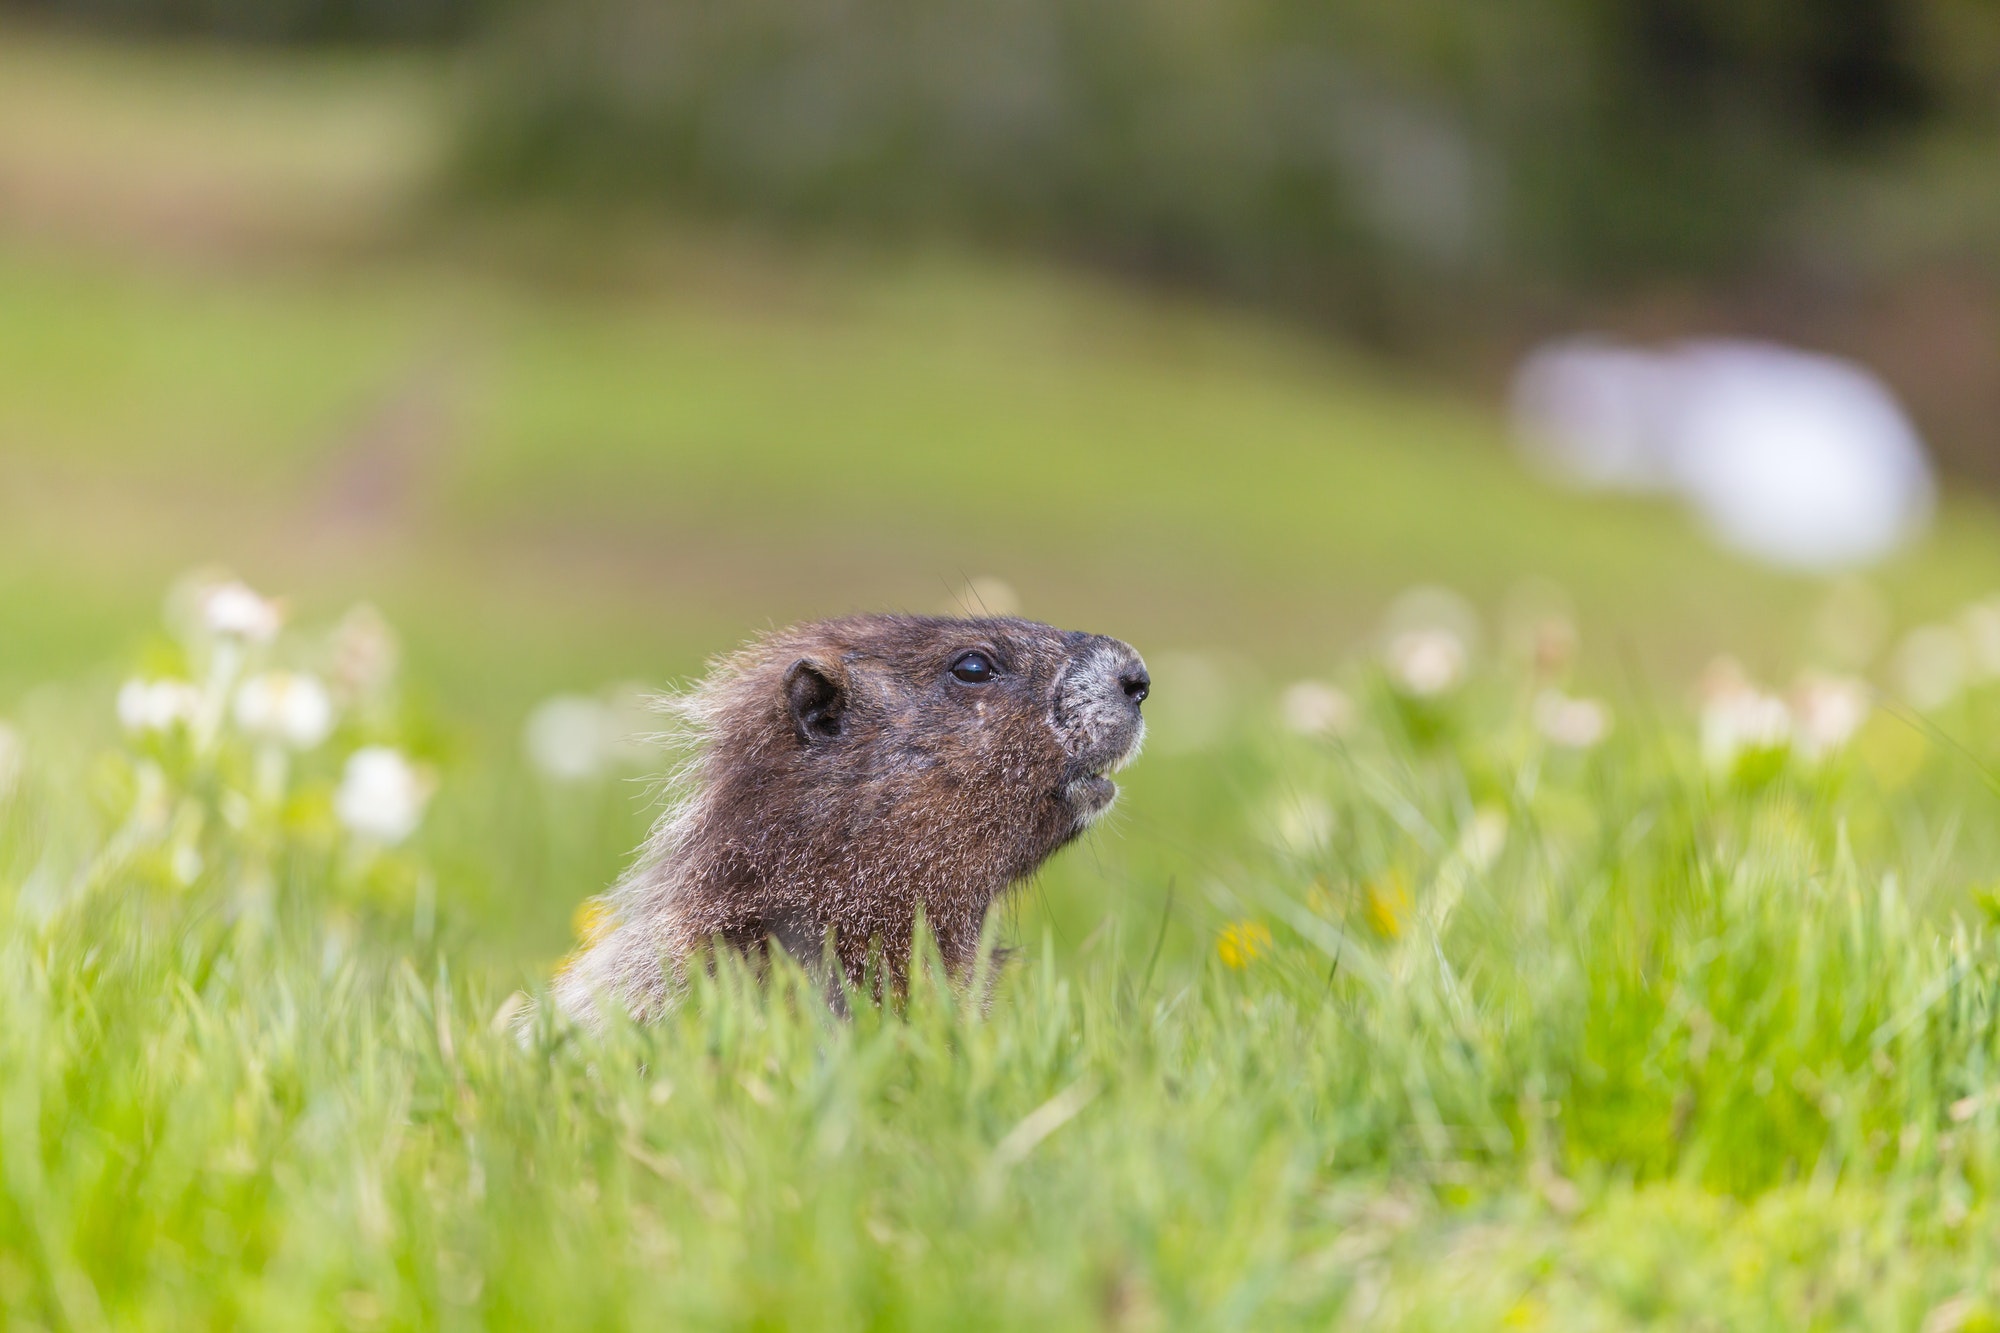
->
[1085, 643, 1145, 718]
[1054, 635, 1149, 768]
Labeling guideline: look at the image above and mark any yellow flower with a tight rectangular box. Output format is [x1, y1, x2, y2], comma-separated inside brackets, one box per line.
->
[551, 901, 618, 988]
[1216, 921, 1272, 969]
[1305, 879, 1336, 918]
[1364, 872, 1412, 940]
[571, 897, 616, 947]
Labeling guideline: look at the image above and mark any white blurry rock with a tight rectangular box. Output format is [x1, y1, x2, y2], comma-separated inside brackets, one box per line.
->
[1513, 338, 1933, 571]
[234, 672, 335, 750]
[1670, 342, 1932, 570]
[336, 746, 431, 844]
[1511, 339, 1683, 491]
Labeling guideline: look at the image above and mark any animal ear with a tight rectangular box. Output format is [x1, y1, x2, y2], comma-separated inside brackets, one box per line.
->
[784, 659, 846, 744]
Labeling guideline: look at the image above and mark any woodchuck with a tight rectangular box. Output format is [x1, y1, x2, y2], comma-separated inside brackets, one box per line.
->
[549, 614, 1150, 1025]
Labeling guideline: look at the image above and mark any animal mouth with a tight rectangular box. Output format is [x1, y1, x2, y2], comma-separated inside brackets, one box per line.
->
[1057, 718, 1145, 820]
[1059, 735, 1141, 816]
[1063, 772, 1119, 813]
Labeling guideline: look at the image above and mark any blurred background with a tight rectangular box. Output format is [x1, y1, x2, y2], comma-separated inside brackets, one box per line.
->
[3, 0, 1999, 963]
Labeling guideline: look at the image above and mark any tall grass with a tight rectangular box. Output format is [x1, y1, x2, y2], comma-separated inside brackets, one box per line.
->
[7, 590, 2000, 1326]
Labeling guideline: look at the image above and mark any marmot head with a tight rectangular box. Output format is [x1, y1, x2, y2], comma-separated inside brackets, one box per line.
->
[553, 614, 1149, 1023]
[694, 614, 1150, 880]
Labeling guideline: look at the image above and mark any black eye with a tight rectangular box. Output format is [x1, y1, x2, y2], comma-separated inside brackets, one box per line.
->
[950, 651, 997, 684]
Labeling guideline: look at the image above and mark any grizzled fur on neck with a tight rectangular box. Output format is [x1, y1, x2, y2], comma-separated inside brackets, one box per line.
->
[550, 614, 1149, 1026]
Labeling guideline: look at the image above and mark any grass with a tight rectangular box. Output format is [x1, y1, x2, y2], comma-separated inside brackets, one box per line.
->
[13, 588, 2000, 1329]
[12, 24, 2000, 1328]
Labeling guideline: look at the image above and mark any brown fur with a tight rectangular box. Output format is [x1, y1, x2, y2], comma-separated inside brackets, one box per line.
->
[549, 614, 1148, 1025]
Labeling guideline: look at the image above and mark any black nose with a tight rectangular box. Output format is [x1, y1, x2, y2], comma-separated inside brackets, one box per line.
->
[1120, 664, 1150, 705]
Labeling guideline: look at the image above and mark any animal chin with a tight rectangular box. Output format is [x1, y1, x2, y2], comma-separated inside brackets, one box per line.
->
[1061, 773, 1119, 817]
[1058, 724, 1144, 819]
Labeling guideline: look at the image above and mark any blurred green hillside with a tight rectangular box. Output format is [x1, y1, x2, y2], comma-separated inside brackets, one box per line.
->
[6, 25, 2000, 965]
[7, 23, 2000, 696]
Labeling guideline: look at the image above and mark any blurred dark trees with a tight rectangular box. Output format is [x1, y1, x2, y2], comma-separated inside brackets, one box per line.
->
[450, 1, 1996, 314]
[0, 0, 492, 41]
[10, 0, 1990, 295]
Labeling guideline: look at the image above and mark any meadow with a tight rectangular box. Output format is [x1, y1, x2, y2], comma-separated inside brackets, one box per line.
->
[10, 24, 2000, 1330]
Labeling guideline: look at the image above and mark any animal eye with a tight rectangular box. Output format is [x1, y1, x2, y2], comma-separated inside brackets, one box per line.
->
[950, 651, 997, 684]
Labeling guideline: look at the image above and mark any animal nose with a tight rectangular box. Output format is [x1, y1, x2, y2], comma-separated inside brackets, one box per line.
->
[1120, 664, 1150, 705]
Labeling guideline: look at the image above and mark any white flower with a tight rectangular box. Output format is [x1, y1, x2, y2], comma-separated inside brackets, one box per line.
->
[0, 722, 20, 803]
[1279, 681, 1355, 737]
[1380, 587, 1480, 698]
[1523, 616, 1579, 679]
[234, 672, 335, 749]
[1698, 661, 1791, 771]
[199, 580, 283, 643]
[1265, 791, 1334, 856]
[1791, 673, 1870, 761]
[116, 678, 202, 733]
[1534, 690, 1611, 749]
[1501, 579, 1581, 679]
[329, 603, 400, 702]
[1895, 624, 1967, 711]
[336, 746, 431, 844]
[1696, 654, 1752, 704]
[1459, 807, 1508, 871]
[525, 695, 613, 780]
[1386, 628, 1466, 697]
[1960, 600, 2000, 679]
[525, 686, 664, 780]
